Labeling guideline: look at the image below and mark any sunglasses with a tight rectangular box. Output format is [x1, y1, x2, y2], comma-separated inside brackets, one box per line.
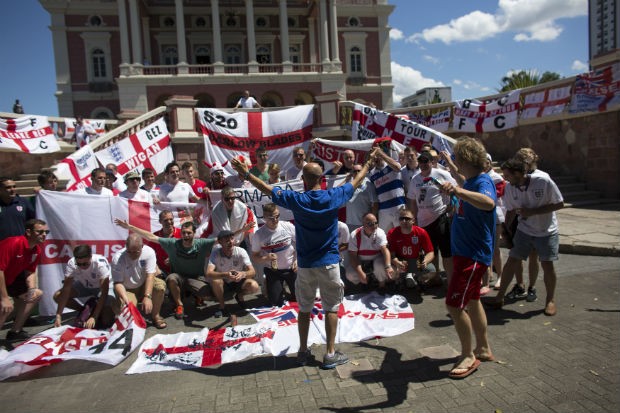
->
[364, 221, 378, 227]
[265, 215, 280, 221]
[294, 154, 305, 158]
[33, 229, 51, 235]
[399, 216, 413, 221]
[225, 196, 237, 201]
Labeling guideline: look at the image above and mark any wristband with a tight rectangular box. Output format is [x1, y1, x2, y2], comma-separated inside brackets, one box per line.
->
[145, 294, 152, 299]
[385, 265, 392, 270]
[244, 171, 251, 180]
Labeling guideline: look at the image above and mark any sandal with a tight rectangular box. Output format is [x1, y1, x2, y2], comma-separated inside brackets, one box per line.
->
[152, 317, 167, 329]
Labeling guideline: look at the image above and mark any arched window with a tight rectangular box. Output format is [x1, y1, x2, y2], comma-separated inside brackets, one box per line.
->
[92, 48, 106, 78]
[257, 45, 271, 64]
[289, 45, 300, 64]
[195, 45, 211, 64]
[225, 45, 241, 64]
[163, 46, 178, 65]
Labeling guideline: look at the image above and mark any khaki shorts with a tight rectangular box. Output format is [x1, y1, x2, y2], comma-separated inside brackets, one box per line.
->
[296, 264, 343, 313]
[113, 277, 166, 314]
[166, 273, 213, 298]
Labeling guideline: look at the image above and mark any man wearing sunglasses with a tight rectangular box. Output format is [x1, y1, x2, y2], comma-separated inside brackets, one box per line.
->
[53, 244, 113, 329]
[119, 171, 152, 202]
[0, 219, 47, 341]
[202, 186, 257, 247]
[285, 147, 307, 181]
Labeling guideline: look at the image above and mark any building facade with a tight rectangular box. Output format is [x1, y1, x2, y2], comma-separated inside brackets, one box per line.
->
[40, 0, 395, 119]
[400, 87, 452, 108]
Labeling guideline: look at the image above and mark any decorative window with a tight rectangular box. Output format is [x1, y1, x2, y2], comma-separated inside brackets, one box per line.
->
[225, 15, 239, 27]
[350, 46, 362, 73]
[92, 49, 107, 78]
[162, 46, 178, 65]
[289, 45, 300, 64]
[89, 15, 103, 26]
[257, 45, 271, 64]
[195, 45, 211, 64]
[348, 17, 360, 27]
[163, 17, 175, 28]
[256, 16, 268, 28]
[287, 17, 297, 27]
[225, 45, 241, 64]
[195, 17, 207, 28]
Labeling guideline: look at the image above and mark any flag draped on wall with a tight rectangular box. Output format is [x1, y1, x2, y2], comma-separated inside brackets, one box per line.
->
[452, 91, 521, 133]
[197, 105, 314, 177]
[0, 115, 60, 154]
[407, 109, 451, 132]
[521, 85, 572, 119]
[569, 63, 620, 113]
[0, 303, 145, 381]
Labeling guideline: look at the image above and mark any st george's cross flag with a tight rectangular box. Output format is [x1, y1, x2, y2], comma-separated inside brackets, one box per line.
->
[64, 117, 106, 139]
[0, 115, 60, 154]
[521, 85, 572, 119]
[453, 90, 521, 133]
[94, 117, 173, 178]
[197, 105, 314, 177]
[54, 145, 99, 192]
[350, 102, 455, 153]
[0, 303, 145, 381]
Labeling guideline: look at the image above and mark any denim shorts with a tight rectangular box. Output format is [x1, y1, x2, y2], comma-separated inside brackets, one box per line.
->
[509, 230, 559, 261]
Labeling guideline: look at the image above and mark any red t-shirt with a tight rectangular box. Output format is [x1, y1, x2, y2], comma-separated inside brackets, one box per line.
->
[190, 179, 209, 200]
[146, 228, 182, 273]
[386, 226, 434, 260]
[0, 236, 41, 286]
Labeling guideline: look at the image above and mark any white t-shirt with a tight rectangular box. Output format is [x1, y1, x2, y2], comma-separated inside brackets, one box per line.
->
[407, 168, 456, 228]
[111, 245, 157, 289]
[237, 96, 258, 108]
[64, 254, 111, 289]
[119, 188, 152, 202]
[208, 246, 252, 283]
[251, 221, 296, 269]
[487, 168, 506, 224]
[82, 186, 114, 196]
[503, 173, 563, 237]
[158, 182, 197, 202]
[338, 221, 350, 261]
[285, 164, 305, 181]
[348, 227, 388, 261]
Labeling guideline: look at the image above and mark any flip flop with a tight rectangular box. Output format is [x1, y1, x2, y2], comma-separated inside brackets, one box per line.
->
[152, 317, 167, 329]
[475, 353, 496, 362]
[448, 359, 481, 379]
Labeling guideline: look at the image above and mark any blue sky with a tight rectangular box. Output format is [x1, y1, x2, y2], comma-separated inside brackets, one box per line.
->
[0, 0, 589, 116]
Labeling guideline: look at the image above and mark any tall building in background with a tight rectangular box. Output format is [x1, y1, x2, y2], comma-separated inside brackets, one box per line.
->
[589, 0, 620, 68]
[401, 87, 451, 108]
[40, 0, 394, 119]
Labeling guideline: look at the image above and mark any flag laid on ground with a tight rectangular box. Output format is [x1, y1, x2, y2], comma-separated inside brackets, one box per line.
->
[197, 105, 313, 177]
[569, 63, 620, 113]
[126, 321, 277, 375]
[94, 117, 173, 177]
[453, 91, 521, 132]
[0, 115, 60, 154]
[350, 102, 455, 152]
[521, 85, 572, 119]
[0, 303, 145, 381]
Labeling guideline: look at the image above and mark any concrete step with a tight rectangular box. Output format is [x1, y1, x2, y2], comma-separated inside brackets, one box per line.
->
[20, 173, 40, 180]
[15, 179, 38, 188]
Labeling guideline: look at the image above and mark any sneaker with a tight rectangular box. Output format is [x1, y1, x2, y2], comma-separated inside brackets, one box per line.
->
[526, 287, 537, 302]
[296, 349, 313, 366]
[506, 284, 527, 300]
[404, 273, 417, 289]
[174, 305, 185, 320]
[322, 351, 349, 369]
[6, 329, 32, 342]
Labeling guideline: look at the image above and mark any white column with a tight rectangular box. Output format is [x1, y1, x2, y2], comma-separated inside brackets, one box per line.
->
[128, 0, 142, 65]
[175, 0, 188, 67]
[211, 0, 223, 71]
[117, 0, 130, 66]
[245, 0, 258, 73]
[141, 17, 152, 65]
[278, 0, 291, 65]
[308, 17, 317, 64]
[328, 0, 341, 68]
[318, 0, 330, 66]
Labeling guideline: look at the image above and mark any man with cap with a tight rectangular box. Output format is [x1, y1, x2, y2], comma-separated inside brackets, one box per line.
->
[407, 151, 457, 283]
[114, 219, 216, 321]
[206, 162, 230, 190]
[119, 171, 152, 202]
[206, 230, 259, 317]
[81, 168, 114, 196]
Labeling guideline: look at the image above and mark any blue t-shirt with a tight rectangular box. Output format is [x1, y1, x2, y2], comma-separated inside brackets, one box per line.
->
[271, 183, 354, 268]
[0, 195, 35, 241]
[450, 174, 496, 265]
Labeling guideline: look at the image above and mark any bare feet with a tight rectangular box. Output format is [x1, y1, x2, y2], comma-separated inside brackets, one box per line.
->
[544, 301, 557, 316]
[474, 346, 495, 362]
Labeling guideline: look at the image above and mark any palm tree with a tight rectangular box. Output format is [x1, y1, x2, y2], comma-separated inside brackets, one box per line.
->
[498, 69, 561, 92]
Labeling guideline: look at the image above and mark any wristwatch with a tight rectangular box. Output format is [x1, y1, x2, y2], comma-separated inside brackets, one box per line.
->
[145, 294, 152, 299]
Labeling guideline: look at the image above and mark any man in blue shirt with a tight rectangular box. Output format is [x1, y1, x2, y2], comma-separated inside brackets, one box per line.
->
[439, 137, 496, 380]
[231, 148, 379, 369]
[0, 177, 35, 241]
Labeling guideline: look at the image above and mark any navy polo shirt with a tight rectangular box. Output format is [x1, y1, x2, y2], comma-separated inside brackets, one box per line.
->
[0, 195, 36, 240]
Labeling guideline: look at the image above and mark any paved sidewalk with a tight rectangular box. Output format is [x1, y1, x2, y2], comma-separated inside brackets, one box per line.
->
[1, 205, 619, 412]
[556, 203, 620, 256]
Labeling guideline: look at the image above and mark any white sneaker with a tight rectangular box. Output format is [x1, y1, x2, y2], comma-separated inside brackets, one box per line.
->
[405, 273, 417, 289]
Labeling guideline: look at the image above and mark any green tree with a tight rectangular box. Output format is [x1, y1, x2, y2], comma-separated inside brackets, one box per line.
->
[498, 69, 561, 92]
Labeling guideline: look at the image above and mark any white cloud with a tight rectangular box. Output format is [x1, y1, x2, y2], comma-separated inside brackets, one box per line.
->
[571, 59, 588, 72]
[391, 61, 444, 106]
[408, 0, 587, 44]
[453, 79, 463, 85]
[390, 28, 404, 41]
[423, 55, 440, 65]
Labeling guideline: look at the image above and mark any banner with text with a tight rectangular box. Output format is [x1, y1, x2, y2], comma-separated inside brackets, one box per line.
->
[569, 63, 620, 113]
[0, 303, 145, 381]
[197, 105, 313, 176]
[54, 145, 99, 192]
[406, 108, 451, 132]
[0, 115, 60, 154]
[453, 91, 521, 133]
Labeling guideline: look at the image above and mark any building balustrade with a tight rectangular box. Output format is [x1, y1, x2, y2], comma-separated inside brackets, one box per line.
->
[128, 62, 337, 77]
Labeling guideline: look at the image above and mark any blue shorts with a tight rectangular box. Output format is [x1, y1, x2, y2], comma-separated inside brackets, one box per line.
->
[509, 230, 559, 262]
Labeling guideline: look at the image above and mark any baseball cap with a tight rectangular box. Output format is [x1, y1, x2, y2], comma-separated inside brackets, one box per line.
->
[217, 230, 235, 239]
[124, 171, 141, 182]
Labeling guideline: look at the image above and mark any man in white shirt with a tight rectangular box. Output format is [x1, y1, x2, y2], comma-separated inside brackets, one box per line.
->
[112, 234, 167, 329]
[251, 203, 297, 306]
[105, 163, 127, 192]
[234, 90, 262, 109]
[159, 162, 200, 203]
[285, 146, 307, 181]
[119, 170, 152, 202]
[74, 116, 98, 149]
[53, 245, 113, 329]
[83, 168, 114, 196]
